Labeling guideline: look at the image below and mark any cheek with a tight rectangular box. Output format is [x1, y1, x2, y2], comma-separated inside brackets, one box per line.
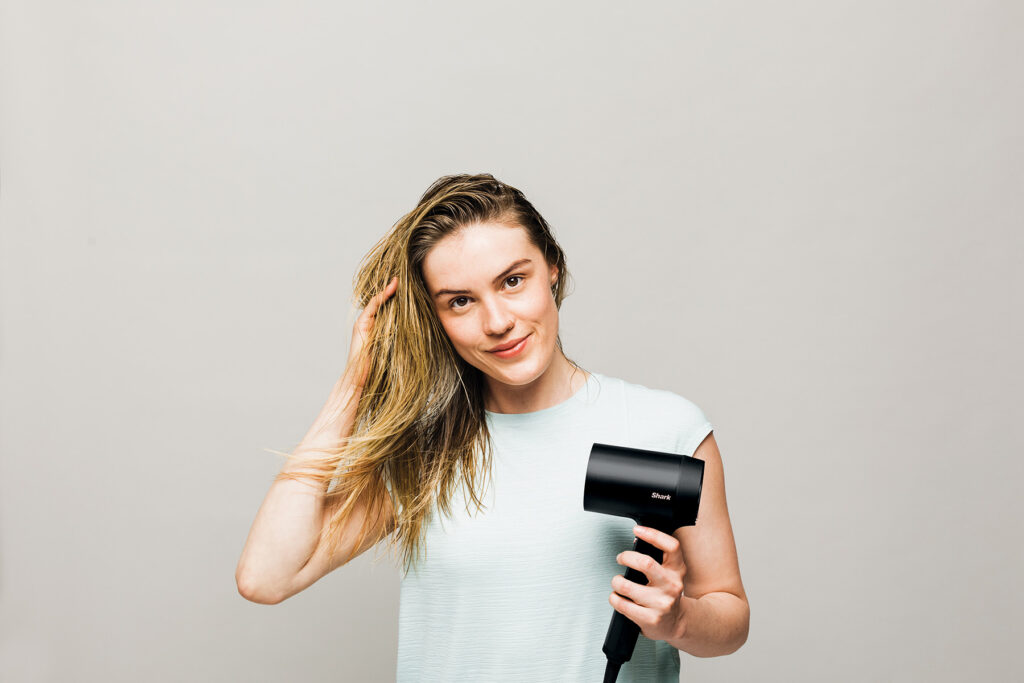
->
[436, 316, 456, 341]
[443, 318, 475, 347]
[540, 297, 559, 326]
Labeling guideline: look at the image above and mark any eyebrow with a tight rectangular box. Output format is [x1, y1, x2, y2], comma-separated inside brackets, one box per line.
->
[433, 258, 533, 299]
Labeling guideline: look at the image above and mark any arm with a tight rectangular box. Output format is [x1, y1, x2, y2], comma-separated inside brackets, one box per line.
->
[667, 432, 750, 657]
[235, 370, 363, 604]
[665, 591, 749, 657]
[236, 276, 399, 604]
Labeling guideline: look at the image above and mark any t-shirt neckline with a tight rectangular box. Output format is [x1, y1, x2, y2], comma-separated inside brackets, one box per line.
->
[484, 371, 600, 425]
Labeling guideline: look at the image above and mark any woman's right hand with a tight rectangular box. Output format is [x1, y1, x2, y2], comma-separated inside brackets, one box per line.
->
[347, 275, 399, 389]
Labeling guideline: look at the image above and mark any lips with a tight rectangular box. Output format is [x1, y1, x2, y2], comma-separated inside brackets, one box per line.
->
[489, 334, 530, 352]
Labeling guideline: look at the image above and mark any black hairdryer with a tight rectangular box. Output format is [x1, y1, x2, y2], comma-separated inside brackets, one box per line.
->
[583, 442, 705, 683]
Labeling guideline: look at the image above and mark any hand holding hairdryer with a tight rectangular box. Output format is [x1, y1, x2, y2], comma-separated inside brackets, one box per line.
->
[611, 524, 692, 644]
[583, 442, 705, 683]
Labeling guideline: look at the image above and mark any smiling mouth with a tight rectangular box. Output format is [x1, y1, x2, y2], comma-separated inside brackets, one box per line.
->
[489, 334, 530, 353]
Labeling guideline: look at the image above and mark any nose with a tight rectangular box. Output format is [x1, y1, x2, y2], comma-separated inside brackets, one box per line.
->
[481, 297, 514, 336]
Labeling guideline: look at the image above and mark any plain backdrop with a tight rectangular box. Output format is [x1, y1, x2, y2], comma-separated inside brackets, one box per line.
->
[1, 1, 1021, 681]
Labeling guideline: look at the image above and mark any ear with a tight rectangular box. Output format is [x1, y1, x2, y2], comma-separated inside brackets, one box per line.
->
[549, 263, 558, 287]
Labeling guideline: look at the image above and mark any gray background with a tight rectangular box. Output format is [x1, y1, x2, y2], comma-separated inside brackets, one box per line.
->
[1, 1, 1020, 681]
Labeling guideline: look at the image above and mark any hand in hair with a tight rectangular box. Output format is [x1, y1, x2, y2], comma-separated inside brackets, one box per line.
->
[348, 275, 398, 388]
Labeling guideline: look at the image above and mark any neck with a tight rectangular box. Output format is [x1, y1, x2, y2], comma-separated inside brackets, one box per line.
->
[483, 354, 588, 414]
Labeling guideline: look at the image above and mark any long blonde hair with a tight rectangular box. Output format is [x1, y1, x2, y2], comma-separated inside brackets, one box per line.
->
[273, 173, 586, 578]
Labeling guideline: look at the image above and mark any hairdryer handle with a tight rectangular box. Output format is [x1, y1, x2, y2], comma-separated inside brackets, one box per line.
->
[602, 535, 664, 666]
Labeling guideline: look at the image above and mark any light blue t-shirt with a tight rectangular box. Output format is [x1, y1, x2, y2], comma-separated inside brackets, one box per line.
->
[395, 371, 714, 682]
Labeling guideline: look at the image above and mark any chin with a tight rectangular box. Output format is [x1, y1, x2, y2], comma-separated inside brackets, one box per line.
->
[489, 356, 551, 384]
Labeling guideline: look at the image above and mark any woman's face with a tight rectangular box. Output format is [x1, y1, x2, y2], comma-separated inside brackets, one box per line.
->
[420, 222, 560, 387]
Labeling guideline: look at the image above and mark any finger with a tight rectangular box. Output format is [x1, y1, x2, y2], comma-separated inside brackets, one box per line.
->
[378, 275, 399, 302]
[360, 277, 399, 321]
[365, 286, 389, 316]
[617, 550, 668, 586]
[609, 591, 652, 629]
[633, 525, 684, 569]
[632, 525, 677, 552]
[611, 573, 660, 609]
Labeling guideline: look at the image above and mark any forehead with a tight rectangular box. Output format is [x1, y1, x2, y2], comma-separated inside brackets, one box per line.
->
[422, 223, 537, 281]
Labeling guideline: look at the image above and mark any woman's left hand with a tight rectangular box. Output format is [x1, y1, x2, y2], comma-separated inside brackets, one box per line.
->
[609, 525, 691, 643]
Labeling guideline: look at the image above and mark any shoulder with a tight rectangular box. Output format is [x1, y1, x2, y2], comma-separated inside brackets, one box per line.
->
[617, 375, 713, 455]
[618, 375, 706, 421]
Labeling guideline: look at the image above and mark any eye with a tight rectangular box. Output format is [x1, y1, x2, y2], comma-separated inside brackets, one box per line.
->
[448, 275, 524, 310]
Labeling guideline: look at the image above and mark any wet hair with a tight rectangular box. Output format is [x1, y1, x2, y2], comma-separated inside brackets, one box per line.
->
[272, 172, 586, 577]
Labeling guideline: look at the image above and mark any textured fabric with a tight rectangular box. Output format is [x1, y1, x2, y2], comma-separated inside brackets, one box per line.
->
[395, 371, 714, 682]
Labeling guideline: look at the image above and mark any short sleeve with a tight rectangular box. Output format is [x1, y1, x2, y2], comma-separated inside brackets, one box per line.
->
[672, 396, 714, 457]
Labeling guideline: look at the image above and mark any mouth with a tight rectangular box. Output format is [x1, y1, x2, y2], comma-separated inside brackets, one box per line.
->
[488, 334, 531, 353]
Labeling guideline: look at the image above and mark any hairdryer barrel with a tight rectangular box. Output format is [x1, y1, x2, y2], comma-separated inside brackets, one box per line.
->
[584, 442, 704, 531]
[583, 442, 705, 683]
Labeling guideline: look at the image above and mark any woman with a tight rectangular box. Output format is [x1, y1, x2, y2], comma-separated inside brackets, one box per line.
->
[236, 173, 749, 681]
